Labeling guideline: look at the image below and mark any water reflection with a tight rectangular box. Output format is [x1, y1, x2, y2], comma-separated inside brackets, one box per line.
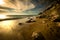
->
[0, 19, 24, 40]
[0, 20, 18, 33]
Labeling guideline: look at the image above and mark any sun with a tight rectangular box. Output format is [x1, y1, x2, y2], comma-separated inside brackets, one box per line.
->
[0, 15, 7, 19]
[0, 0, 5, 5]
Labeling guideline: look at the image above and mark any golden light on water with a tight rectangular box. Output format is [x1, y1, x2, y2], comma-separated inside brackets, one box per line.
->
[0, 15, 7, 19]
[0, 20, 18, 33]
[0, 0, 5, 5]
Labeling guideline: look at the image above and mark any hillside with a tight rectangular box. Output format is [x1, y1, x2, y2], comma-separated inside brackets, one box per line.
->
[19, 1, 60, 40]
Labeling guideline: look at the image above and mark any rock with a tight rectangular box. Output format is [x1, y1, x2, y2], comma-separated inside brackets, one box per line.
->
[32, 32, 45, 40]
[19, 23, 23, 25]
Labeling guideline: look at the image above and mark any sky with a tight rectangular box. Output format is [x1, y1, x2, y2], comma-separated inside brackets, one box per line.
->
[0, 0, 55, 15]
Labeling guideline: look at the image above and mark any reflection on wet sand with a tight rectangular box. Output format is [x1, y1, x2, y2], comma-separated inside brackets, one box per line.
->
[0, 20, 18, 33]
[0, 19, 24, 40]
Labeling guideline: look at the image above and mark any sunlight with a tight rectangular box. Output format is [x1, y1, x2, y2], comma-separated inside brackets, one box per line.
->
[0, 0, 5, 5]
[0, 20, 17, 33]
[0, 15, 7, 19]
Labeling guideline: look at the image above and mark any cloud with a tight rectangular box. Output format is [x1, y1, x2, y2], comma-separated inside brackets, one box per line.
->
[3, 0, 35, 11]
[0, 0, 55, 15]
